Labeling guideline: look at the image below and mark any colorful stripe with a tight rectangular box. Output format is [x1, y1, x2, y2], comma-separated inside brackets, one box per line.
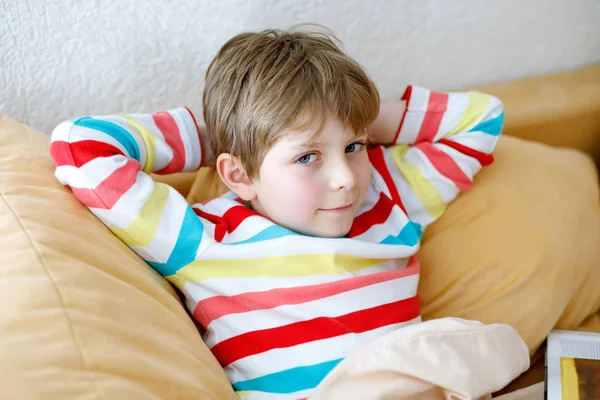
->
[415, 142, 472, 191]
[211, 295, 420, 367]
[149, 206, 204, 276]
[120, 114, 157, 172]
[70, 158, 140, 209]
[168, 253, 384, 288]
[415, 90, 448, 143]
[73, 117, 140, 161]
[232, 358, 342, 394]
[194, 268, 417, 326]
[368, 146, 406, 212]
[348, 192, 395, 237]
[153, 111, 187, 174]
[110, 182, 170, 247]
[388, 145, 446, 220]
[445, 91, 491, 137]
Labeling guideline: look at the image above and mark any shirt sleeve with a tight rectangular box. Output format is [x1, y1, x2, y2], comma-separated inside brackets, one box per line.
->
[368, 85, 504, 229]
[50, 107, 214, 278]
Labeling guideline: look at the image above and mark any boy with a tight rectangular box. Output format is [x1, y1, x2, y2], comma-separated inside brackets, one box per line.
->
[50, 27, 503, 399]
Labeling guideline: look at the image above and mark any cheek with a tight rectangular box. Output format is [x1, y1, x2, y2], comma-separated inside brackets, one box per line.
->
[354, 155, 372, 193]
[260, 167, 322, 211]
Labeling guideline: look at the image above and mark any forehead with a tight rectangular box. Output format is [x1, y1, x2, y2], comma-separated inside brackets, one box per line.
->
[275, 116, 359, 150]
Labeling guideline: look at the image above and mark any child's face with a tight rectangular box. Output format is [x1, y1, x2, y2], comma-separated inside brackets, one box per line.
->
[250, 115, 371, 238]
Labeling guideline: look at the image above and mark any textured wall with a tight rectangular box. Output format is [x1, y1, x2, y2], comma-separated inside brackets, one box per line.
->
[1, 0, 600, 134]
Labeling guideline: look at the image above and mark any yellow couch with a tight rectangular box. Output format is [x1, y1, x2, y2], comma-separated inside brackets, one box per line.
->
[1, 65, 600, 399]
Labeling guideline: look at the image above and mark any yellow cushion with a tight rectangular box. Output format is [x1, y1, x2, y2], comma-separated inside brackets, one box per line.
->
[0, 115, 236, 400]
[418, 136, 600, 354]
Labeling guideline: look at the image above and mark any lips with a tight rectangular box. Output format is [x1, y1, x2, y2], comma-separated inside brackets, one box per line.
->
[320, 203, 353, 212]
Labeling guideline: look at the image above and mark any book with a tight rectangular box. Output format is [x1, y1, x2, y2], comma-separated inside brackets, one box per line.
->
[546, 329, 600, 400]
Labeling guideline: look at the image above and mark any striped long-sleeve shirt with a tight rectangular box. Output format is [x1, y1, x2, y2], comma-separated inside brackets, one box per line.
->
[50, 86, 504, 399]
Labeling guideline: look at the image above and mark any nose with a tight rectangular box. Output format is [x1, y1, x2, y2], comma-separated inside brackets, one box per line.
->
[328, 158, 356, 191]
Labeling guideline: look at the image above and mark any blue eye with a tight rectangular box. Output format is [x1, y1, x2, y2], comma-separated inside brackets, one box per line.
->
[346, 142, 365, 153]
[297, 153, 318, 164]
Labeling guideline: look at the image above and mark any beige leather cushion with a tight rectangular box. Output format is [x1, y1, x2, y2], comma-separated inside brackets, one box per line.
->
[0, 115, 236, 399]
[186, 135, 600, 358]
[418, 136, 600, 354]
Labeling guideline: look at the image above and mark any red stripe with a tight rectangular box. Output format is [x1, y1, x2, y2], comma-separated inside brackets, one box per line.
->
[415, 142, 472, 191]
[415, 91, 448, 143]
[192, 206, 227, 242]
[347, 192, 395, 238]
[51, 140, 125, 168]
[183, 106, 203, 166]
[222, 205, 260, 233]
[153, 111, 186, 175]
[70, 159, 140, 209]
[438, 138, 494, 167]
[50, 141, 76, 167]
[194, 268, 419, 326]
[367, 147, 406, 213]
[211, 294, 421, 367]
[392, 85, 413, 144]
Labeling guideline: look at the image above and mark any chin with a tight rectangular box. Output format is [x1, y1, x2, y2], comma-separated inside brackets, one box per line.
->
[314, 225, 352, 239]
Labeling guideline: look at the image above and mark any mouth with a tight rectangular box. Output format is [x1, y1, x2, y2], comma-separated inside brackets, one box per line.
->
[320, 203, 353, 213]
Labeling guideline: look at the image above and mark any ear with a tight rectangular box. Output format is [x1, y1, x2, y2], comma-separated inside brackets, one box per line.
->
[215, 153, 256, 201]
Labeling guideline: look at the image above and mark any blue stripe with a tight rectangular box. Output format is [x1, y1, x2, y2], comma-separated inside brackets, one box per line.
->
[469, 113, 504, 136]
[73, 117, 141, 161]
[148, 206, 204, 277]
[379, 221, 422, 246]
[229, 225, 295, 245]
[232, 358, 342, 394]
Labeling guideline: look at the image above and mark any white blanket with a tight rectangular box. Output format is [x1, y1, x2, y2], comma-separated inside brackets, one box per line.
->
[310, 318, 530, 400]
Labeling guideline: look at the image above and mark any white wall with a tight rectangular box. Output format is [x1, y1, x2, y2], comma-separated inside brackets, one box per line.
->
[1, 0, 599, 134]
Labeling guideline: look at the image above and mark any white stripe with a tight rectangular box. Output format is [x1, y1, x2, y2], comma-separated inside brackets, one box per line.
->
[369, 160, 392, 200]
[237, 389, 312, 400]
[438, 144, 483, 181]
[354, 180, 380, 218]
[434, 91, 469, 141]
[50, 121, 74, 142]
[222, 214, 283, 244]
[182, 260, 408, 303]
[204, 274, 419, 348]
[395, 92, 428, 145]
[124, 113, 171, 171]
[178, 108, 203, 170]
[403, 146, 459, 204]
[92, 171, 155, 228]
[54, 155, 125, 188]
[352, 205, 413, 244]
[201, 230, 418, 261]
[170, 108, 201, 171]
[95, 116, 149, 167]
[142, 187, 189, 262]
[382, 147, 436, 227]
[226, 317, 420, 382]
[487, 95, 504, 119]
[444, 130, 498, 155]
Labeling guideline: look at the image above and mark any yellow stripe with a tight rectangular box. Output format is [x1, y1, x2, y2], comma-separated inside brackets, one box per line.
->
[166, 253, 384, 289]
[388, 145, 445, 220]
[445, 91, 491, 138]
[120, 114, 157, 172]
[560, 357, 580, 400]
[110, 182, 171, 247]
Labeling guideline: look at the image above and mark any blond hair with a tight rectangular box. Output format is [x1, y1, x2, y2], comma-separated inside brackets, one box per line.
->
[202, 25, 380, 179]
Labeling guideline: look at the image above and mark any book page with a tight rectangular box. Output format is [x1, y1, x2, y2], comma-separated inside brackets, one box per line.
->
[546, 330, 600, 400]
